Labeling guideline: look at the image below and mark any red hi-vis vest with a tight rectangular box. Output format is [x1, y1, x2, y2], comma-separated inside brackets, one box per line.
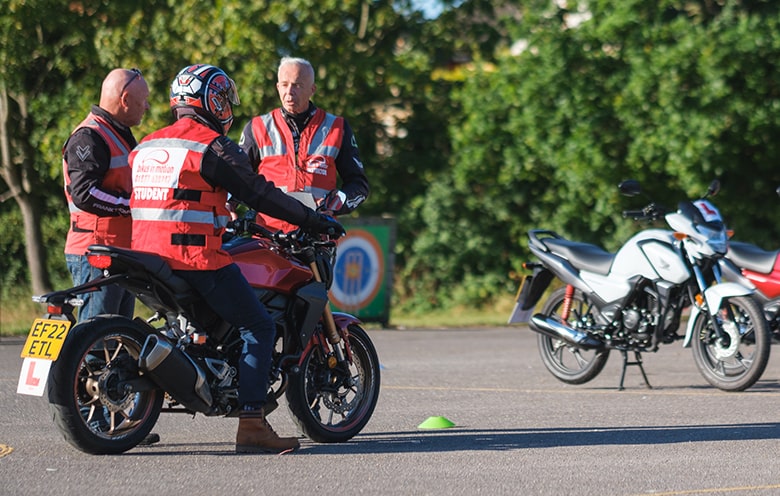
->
[129, 119, 232, 271]
[249, 108, 343, 232]
[63, 113, 133, 255]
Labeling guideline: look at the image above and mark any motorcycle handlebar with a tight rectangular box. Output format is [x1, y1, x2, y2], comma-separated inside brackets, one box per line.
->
[622, 209, 646, 219]
[622, 202, 667, 221]
[226, 219, 338, 248]
[227, 219, 276, 239]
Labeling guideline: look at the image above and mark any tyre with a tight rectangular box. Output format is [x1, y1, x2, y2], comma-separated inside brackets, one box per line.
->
[47, 316, 164, 454]
[537, 287, 610, 384]
[286, 324, 380, 443]
[691, 295, 771, 391]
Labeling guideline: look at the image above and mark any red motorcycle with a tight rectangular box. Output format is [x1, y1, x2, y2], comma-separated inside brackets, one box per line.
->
[19, 219, 380, 454]
[725, 240, 780, 342]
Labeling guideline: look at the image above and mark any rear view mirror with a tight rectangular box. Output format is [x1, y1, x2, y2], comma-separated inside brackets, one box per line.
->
[618, 179, 641, 197]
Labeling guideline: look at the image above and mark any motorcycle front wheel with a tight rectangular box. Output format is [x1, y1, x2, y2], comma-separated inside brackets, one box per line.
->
[537, 287, 610, 384]
[691, 295, 770, 391]
[47, 316, 164, 454]
[286, 324, 380, 443]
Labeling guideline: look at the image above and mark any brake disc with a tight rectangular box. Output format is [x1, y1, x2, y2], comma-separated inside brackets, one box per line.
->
[97, 367, 136, 413]
[712, 320, 740, 360]
[321, 371, 363, 414]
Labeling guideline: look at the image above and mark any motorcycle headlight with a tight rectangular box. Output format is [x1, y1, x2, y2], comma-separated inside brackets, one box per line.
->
[697, 225, 728, 254]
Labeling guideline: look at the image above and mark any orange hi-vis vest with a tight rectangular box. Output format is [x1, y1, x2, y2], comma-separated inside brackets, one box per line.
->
[63, 112, 133, 255]
[129, 119, 232, 271]
[249, 108, 343, 232]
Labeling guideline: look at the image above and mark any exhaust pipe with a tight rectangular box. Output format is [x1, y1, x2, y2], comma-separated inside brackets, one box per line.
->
[529, 314, 605, 350]
[138, 334, 213, 413]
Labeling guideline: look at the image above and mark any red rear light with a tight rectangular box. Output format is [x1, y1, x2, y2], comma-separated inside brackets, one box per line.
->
[47, 305, 63, 315]
[87, 254, 113, 270]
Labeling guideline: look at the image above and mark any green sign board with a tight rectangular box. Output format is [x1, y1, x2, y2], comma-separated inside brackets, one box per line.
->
[330, 217, 396, 326]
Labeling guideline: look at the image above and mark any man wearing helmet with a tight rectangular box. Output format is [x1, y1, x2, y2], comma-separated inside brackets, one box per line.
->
[238, 57, 369, 232]
[129, 64, 342, 454]
[63, 68, 150, 322]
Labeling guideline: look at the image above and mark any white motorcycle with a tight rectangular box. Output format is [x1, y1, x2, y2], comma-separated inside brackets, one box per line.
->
[509, 179, 770, 391]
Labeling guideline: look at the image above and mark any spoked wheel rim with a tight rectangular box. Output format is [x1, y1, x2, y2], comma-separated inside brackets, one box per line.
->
[302, 337, 376, 431]
[287, 325, 380, 442]
[692, 295, 770, 391]
[540, 335, 604, 375]
[74, 334, 158, 439]
[698, 322, 756, 378]
[536, 287, 609, 384]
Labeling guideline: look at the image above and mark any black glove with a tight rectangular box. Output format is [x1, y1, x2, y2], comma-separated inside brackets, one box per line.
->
[305, 212, 345, 237]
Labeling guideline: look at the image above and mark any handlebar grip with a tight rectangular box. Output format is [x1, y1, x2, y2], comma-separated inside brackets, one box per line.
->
[226, 219, 275, 239]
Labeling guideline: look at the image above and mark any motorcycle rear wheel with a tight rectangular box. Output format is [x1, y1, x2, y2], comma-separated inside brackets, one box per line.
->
[537, 287, 610, 384]
[47, 316, 163, 454]
[286, 324, 380, 443]
[691, 295, 770, 391]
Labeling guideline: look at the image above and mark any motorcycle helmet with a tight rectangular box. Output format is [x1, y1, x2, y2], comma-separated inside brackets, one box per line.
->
[169, 64, 240, 134]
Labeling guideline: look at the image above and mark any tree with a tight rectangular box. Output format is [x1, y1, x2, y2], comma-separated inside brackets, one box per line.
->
[2, 1, 97, 294]
[1, 0, 453, 300]
[404, 0, 780, 308]
[100, 0, 437, 214]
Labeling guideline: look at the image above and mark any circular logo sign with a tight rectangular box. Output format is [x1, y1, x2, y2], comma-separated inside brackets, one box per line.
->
[331, 229, 384, 311]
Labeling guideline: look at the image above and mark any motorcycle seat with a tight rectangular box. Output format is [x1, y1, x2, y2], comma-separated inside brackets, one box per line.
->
[727, 241, 779, 274]
[542, 238, 615, 275]
[87, 245, 193, 295]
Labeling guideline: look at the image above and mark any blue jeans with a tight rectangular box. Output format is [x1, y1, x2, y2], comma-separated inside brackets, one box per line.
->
[65, 254, 135, 322]
[174, 263, 274, 408]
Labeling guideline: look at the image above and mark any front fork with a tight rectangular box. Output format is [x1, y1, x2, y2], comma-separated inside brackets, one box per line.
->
[269, 312, 356, 409]
[683, 263, 753, 347]
[298, 313, 357, 369]
[308, 260, 347, 363]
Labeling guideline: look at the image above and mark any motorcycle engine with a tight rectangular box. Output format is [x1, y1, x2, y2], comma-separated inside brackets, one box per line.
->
[621, 305, 655, 347]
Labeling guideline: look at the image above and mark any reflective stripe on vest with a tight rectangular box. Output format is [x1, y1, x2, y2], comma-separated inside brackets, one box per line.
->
[250, 108, 343, 231]
[130, 119, 231, 271]
[132, 207, 230, 228]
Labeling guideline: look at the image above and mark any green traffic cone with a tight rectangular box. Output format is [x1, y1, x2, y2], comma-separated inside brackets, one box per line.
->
[418, 416, 455, 429]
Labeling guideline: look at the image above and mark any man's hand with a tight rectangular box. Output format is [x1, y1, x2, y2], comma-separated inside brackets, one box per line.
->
[306, 212, 345, 237]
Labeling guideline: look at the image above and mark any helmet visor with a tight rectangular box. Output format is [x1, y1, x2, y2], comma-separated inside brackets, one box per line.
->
[226, 76, 240, 106]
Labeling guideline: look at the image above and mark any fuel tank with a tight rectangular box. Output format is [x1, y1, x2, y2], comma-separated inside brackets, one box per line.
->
[581, 229, 689, 304]
[225, 237, 312, 294]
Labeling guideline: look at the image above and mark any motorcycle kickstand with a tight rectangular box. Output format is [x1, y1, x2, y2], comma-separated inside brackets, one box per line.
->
[618, 350, 652, 391]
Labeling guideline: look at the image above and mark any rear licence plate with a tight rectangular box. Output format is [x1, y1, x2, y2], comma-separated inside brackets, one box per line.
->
[20, 318, 72, 360]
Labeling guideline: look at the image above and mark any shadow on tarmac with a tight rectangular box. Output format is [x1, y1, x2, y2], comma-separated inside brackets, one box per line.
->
[124, 421, 780, 456]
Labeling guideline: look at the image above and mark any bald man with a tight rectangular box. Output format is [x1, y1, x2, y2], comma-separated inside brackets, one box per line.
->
[63, 68, 150, 322]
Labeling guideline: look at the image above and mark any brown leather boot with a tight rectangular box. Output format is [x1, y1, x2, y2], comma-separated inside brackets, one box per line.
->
[235, 409, 300, 454]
